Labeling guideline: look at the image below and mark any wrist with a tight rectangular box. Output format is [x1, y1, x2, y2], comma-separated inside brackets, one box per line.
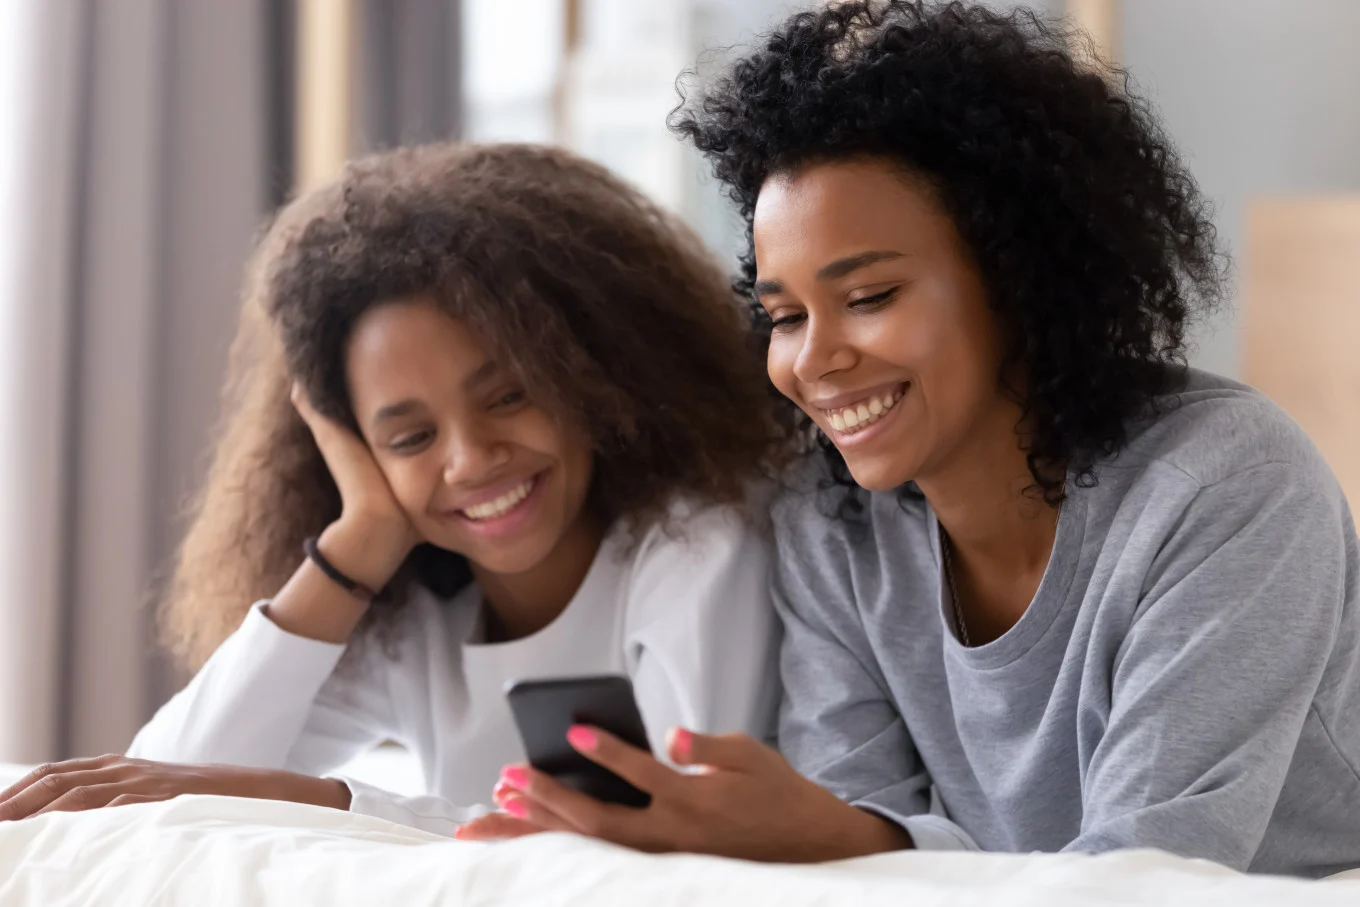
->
[313, 777, 353, 811]
[318, 519, 411, 591]
[228, 768, 352, 811]
[821, 802, 913, 860]
[848, 807, 914, 854]
[279, 772, 352, 811]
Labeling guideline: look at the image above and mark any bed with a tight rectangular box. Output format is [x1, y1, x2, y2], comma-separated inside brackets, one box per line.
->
[1, 763, 1356, 905]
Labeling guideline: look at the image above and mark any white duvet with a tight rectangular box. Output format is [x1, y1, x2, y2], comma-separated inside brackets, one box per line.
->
[1, 768, 1356, 906]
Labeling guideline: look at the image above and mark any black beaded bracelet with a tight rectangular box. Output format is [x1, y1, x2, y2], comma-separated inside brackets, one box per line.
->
[303, 536, 376, 603]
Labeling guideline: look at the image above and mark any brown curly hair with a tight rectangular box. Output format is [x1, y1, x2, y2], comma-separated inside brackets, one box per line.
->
[161, 142, 784, 671]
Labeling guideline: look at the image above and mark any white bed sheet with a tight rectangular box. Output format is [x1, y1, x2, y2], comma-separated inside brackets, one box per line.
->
[0, 764, 1356, 906]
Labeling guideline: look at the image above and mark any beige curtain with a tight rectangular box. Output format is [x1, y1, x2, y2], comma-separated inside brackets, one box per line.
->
[0, 0, 84, 765]
[0, 0, 268, 763]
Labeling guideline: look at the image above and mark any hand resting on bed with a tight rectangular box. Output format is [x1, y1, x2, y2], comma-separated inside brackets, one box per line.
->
[0, 754, 351, 820]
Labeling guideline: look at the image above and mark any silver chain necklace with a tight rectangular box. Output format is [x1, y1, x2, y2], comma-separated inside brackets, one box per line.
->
[940, 501, 1063, 649]
[939, 527, 971, 647]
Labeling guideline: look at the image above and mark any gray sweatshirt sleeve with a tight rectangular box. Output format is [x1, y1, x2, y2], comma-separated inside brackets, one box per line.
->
[773, 516, 978, 851]
[1066, 462, 1348, 869]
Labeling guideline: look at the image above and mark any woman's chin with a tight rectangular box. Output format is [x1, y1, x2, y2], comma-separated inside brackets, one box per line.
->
[447, 530, 559, 579]
[841, 454, 920, 494]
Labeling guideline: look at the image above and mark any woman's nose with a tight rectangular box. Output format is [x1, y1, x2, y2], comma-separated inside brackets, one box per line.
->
[441, 427, 512, 487]
[792, 314, 856, 384]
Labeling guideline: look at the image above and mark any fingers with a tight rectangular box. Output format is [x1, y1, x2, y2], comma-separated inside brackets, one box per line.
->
[290, 382, 399, 522]
[2, 771, 121, 820]
[497, 763, 641, 843]
[453, 779, 577, 842]
[667, 730, 770, 773]
[493, 780, 574, 832]
[33, 783, 128, 817]
[566, 726, 677, 795]
[290, 382, 345, 442]
[290, 382, 325, 431]
[500, 793, 578, 832]
[453, 813, 547, 842]
[0, 754, 120, 805]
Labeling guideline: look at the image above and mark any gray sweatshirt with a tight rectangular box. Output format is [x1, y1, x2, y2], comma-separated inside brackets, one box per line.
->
[772, 369, 1360, 878]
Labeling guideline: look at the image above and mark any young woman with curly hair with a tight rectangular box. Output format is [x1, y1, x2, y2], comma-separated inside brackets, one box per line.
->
[0, 143, 784, 834]
[470, 1, 1360, 877]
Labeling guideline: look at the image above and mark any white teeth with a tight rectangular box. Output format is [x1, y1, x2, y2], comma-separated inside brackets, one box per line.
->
[463, 479, 533, 521]
[824, 388, 907, 435]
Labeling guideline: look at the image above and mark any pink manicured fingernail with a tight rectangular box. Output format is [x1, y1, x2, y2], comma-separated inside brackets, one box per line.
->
[671, 728, 693, 758]
[492, 781, 511, 801]
[503, 796, 528, 819]
[500, 766, 529, 789]
[567, 725, 597, 751]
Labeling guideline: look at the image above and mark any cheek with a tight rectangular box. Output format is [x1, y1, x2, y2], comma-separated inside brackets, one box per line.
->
[905, 301, 1005, 421]
[859, 296, 935, 364]
[765, 337, 799, 399]
[869, 288, 985, 380]
[932, 312, 1002, 398]
[521, 412, 593, 495]
[558, 430, 595, 501]
[379, 459, 438, 516]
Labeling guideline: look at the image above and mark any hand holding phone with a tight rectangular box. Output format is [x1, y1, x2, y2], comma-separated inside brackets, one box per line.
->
[505, 674, 653, 808]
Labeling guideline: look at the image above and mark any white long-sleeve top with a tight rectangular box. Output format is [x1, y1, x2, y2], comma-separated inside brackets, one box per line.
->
[129, 501, 780, 837]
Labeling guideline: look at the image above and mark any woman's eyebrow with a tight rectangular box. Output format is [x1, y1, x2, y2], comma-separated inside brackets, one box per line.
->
[370, 361, 503, 429]
[753, 277, 783, 296]
[755, 250, 905, 297]
[462, 359, 501, 391]
[815, 250, 903, 281]
[372, 399, 421, 427]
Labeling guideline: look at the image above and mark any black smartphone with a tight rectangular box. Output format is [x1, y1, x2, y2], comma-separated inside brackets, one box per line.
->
[505, 674, 653, 808]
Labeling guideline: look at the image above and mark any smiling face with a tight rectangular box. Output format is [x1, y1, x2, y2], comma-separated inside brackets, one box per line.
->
[345, 298, 596, 577]
[753, 158, 1019, 492]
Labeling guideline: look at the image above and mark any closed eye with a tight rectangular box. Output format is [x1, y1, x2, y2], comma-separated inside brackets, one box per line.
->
[770, 311, 806, 333]
[388, 429, 434, 453]
[849, 288, 899, 312]
[492, 389, 527, 409]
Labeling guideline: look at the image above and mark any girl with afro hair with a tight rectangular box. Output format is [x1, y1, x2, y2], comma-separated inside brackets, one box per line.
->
[0, 143, 785, 834]
[471, 1, 1360, 877]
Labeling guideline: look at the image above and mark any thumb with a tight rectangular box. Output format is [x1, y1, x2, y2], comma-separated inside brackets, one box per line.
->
[666, 729, 768, 772]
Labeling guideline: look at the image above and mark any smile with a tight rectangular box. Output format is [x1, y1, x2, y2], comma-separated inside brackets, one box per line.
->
[460, 476, 537, 521]
[820, 384, 907, 436]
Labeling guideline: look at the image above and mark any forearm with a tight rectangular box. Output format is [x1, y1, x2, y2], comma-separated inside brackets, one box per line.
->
[0, 757, 355, 821]
[266, 520, 403, 644]
[128, 604, 353, 767]
[243, 766, 353, 810]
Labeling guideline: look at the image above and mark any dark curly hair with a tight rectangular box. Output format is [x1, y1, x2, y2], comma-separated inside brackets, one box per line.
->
[162, 142, 784, 669]
[672, 0, 1227, 505]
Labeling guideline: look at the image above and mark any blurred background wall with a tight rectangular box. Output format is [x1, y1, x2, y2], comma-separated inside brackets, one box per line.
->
[0, 0, 1355, 764]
